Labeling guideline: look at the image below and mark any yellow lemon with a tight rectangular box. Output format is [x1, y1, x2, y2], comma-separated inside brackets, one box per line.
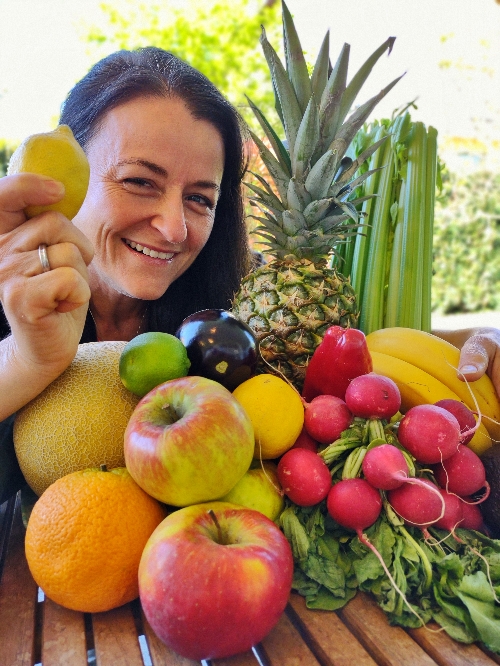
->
[119, 331, 191, 397]
[232, 374, 304, 460]
[7, 124, 90, 220]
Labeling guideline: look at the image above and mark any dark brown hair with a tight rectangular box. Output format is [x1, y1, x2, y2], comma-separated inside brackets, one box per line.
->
[60, 47, 250, 337]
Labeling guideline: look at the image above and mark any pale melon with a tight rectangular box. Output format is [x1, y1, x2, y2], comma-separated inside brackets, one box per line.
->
[14, 342, 140, 496]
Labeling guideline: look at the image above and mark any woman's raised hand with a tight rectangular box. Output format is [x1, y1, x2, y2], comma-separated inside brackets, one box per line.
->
[0, 172, 94, 382]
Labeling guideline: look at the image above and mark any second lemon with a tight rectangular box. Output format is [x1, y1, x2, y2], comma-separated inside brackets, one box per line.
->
[232, 374, 304, 459]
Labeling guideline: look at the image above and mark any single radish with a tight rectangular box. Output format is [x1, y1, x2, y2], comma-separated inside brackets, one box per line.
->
[345, 373, 401, 420]
[461, 500, 486, 532]
[387, 478, 445, 534]
[361, 444, 435, 499]
[397, 404, 461, 464]
[327, 478, 382, 533]
[290, 426, 319, 452]
[277, 448, 331, 507]
[362, 444, 409, 490]
[327, 478, 426, 626]
[433, 444, 488, 497]
[433, 488, 464, 532]
[434, 399, 477, 445]
[304, 395, 352, 445]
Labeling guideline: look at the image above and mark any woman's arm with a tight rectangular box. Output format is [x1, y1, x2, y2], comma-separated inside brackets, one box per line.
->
[433, 327, 500, 396]
[0, 173, 93, 419]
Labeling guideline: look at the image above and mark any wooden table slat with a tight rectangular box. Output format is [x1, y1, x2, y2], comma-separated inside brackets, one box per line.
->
[41, 597, 88, 666]
[259, 611, 321, 666]
[0, 497, 38, 666]
[339, 592, 438, 666]
[92, 602, 145, 665]
[287, 593, 379, 666]
[408, 624, 499, 666]
[141, 608, 202, 666]
[213, 648, 262, 666]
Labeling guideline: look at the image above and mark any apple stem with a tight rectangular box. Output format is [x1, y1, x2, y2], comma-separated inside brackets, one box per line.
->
[208, 509, 224, 544]
[100, 464, 108, 472]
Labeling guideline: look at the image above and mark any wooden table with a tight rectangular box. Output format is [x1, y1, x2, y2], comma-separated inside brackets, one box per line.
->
[2, 494, 500, 666]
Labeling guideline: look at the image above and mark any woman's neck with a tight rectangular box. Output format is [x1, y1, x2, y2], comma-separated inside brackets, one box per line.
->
[88, 293, 147, 342]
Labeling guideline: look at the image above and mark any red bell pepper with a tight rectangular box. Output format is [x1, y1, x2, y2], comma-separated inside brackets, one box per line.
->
[302, 326, 373, 402]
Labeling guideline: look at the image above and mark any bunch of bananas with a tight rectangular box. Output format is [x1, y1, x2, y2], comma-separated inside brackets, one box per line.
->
[366, 327, 500, 455]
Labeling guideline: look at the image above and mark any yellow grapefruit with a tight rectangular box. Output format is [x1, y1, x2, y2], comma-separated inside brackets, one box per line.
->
[14, 341, 139, 496]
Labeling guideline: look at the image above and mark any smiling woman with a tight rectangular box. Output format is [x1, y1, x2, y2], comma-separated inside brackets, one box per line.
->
[58, 47, 250, 345]
[0, 48, 252, 499]
[71, 95, 225, 341]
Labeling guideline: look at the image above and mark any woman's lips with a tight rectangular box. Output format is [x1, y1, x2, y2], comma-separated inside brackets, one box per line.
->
[124, 238, 175, 260]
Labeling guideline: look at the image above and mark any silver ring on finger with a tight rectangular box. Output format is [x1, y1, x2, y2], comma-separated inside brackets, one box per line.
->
[38, 243, 51, 273]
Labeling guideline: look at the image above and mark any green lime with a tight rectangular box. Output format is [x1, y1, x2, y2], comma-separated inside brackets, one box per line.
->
[119, 332, 191, 397]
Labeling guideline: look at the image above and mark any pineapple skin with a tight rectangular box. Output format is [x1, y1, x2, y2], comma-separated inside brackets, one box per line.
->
[232, 257, 358, 391]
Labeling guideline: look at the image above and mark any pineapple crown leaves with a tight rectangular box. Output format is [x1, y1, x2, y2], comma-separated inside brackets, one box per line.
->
[250, 2, 403, 193]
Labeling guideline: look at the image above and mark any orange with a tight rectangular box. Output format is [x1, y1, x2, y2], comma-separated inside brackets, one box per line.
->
[25, 466, 166, 613]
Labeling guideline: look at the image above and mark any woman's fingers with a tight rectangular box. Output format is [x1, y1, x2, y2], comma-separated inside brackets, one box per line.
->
[4, 267, 91, 321]
[1, 209, 93, 265]
[28, 242, 90, 282]
[458, 328, 500, 396]
[0, 173, 65, 231]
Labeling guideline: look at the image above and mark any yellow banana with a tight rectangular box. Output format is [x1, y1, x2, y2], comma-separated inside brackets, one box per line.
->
[370, 350, 492, 455]
[366, 327, 500, 444]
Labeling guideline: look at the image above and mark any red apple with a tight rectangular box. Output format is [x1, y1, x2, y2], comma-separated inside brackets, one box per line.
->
[139, 501, 294, 660]
[124, 376, 254, 506]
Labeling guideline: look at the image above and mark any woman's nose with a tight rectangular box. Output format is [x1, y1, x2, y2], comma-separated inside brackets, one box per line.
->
[150, 196, 188, 244]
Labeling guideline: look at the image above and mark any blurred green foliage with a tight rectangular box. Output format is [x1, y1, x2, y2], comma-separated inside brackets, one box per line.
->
[0, 140, 17, 177]
[432, 169, 500, 314]
[85, 0, 282, 132]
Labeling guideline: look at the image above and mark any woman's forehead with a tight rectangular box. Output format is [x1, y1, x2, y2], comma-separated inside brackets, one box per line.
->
[87, 96, 225, 176]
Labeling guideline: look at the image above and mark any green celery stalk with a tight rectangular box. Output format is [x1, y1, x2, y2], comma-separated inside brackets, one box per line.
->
[384, 178, 406, 327]
[399, 122, 427, 328]
[349, 124, 387, 304]
[358, 134, 395, 333]
[421, 126, 438, 332]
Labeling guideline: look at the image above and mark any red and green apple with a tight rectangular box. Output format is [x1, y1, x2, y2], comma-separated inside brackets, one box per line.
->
[138, 501, 294, 660]
[124, 376, 254, 506]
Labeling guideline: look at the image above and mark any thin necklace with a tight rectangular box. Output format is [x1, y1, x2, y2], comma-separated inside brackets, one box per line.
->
[89, 307, 147, 342]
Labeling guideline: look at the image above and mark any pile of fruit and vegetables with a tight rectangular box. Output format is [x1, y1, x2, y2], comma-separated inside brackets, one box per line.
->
[8, 0, 500, 661]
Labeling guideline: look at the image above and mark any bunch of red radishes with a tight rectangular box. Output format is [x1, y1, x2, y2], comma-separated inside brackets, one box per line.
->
[277, 372, 489, 539]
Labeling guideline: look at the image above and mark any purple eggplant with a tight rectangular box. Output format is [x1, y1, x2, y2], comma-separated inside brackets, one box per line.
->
[175, 309, 258, 391]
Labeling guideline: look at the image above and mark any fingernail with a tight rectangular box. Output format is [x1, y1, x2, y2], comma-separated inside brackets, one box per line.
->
[42, 179, 65, 197]
[459, 364, 478, 374]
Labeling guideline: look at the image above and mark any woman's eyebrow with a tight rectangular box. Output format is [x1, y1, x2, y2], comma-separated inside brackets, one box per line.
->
[116, 159, 220, 191]
[117, 158, 168, 176]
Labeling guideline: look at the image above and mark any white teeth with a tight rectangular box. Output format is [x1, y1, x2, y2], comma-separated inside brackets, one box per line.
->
[125, 239, 174, 260]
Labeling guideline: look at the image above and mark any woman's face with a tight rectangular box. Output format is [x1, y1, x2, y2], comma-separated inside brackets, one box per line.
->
[72, 95, 225, 302]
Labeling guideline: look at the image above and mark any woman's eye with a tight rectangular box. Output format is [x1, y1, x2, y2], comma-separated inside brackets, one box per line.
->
[123, 178, 154, 189]
[188, 194, 214, 208]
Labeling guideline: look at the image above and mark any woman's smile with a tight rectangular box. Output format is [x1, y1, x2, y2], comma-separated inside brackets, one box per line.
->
[123, 238, 176, 261]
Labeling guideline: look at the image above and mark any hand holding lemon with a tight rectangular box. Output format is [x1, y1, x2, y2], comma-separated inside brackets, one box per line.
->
[0, 126, 94, 419]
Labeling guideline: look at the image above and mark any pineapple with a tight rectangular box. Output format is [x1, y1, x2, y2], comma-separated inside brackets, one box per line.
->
[232, 1, 402, 390]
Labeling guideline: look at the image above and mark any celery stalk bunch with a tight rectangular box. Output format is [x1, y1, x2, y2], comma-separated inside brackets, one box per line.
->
[332, 110, 440, 334]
